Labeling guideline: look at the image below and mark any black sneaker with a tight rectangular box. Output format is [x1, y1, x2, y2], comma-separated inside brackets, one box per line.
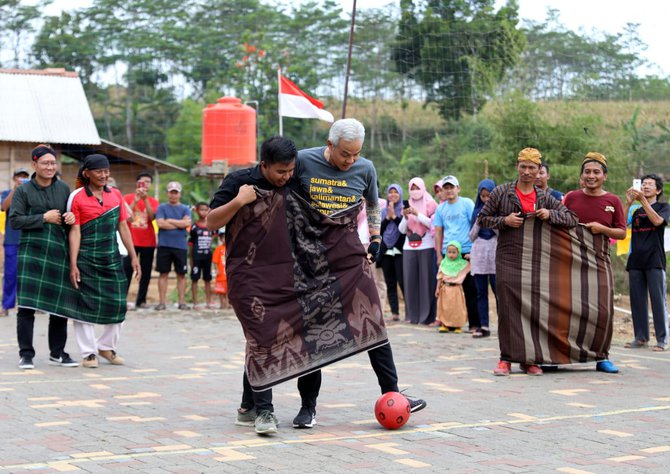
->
[406, 396, 427, 413]
[18, 356, 34, 370]
[49, 354, 79, 367]
[292, 406, 316, 429]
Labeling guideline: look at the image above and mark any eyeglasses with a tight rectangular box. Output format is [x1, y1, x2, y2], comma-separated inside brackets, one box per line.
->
[37, 161, 57, 167]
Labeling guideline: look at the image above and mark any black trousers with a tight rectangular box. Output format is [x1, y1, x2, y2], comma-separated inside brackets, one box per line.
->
[240, 371, 274, 413]
[124, 246, 155, 306]
[17, 307, 68, 359]
[297, 342, 400, 408]
[462, 272, 481, 329]
[380, 254, 404, 315]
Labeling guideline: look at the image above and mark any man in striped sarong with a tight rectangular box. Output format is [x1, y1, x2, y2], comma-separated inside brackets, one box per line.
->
[478, 148, 578, 376]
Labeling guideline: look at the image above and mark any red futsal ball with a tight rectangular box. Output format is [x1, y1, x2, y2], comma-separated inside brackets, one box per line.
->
[375, 392, 411, 429]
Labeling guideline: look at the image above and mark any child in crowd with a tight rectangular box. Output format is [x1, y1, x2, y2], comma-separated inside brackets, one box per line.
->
[435, 241, 470, 333]
[212, 228, 229, 309]
[189, 202, 214, 309]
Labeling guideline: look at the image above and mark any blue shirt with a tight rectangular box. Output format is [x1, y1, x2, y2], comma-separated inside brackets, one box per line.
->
[1, 189, 21, 246]
[433, 197, 475, 254]
[156, 203, 191, 250]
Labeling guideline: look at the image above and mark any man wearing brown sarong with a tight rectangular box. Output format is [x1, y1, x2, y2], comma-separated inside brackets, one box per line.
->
[477, 147, 578, 376]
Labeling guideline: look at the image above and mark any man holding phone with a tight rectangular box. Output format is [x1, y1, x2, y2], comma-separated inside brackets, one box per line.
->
[123, 172, 159, 309]
[1, 168, 30, 316]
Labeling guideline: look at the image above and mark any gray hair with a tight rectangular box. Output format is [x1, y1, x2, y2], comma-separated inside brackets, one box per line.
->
[328, 118, 365, 146]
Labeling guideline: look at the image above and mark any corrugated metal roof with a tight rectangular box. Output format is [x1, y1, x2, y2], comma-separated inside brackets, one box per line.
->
[0, 69, 100, 145]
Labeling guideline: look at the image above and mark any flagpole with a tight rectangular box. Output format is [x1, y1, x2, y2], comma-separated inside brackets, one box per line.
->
[341, 0, 357, 119]
[277, 67, 283, 136]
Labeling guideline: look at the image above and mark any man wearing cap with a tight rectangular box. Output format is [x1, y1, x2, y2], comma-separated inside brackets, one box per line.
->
[433, 175, 479, 332]
[563, 152, 625, 373]
[155, 181, 191, 310]
[477, 147, 577, 376]
[8, 145, 78, 369]
[1, 168, 30, 316]
[67, 154, 140, 368]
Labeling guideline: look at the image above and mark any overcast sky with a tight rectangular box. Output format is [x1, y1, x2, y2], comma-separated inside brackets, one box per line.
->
[26, 0, 670, 76]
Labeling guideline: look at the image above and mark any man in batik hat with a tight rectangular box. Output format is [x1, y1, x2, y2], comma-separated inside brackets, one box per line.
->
[563, 151, 626, 373]
[67, 154, 140, 368]
[477, 147, 577, 376]
[9, 145, 79, 369]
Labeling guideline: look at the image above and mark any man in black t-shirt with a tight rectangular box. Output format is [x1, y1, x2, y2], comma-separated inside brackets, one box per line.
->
[207, 136, 297, 436]
[624, 174, 670, 351]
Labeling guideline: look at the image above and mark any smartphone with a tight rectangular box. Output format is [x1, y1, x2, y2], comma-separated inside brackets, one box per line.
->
[20, 178, 29, 184]
[632, 179, 641, 191]
[402, 200, 410, 209]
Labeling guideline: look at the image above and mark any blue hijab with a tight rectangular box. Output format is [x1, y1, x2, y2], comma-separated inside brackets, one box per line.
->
[381, 184, 403, 248]
[471, 179, 496, 240]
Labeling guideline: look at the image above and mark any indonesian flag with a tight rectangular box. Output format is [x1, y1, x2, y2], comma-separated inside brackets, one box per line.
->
[279, 75, 334, 123]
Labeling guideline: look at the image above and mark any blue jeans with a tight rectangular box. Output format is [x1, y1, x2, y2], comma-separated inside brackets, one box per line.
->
[2, 244, 18, 310]
[473, 273, 497, 328]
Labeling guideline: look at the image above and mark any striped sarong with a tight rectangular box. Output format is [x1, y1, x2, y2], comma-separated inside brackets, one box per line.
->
[74, 207, 127, 324]
[497, 218, 613, 364]
[17, 223, 80, 317]
[227, 188, 388, 391]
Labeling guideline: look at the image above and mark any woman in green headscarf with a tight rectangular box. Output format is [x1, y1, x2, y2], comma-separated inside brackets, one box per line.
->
[435, 240, 470, 333]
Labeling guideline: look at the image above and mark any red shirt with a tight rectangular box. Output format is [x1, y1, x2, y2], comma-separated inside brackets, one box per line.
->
[515, 188, 536, 214]
[563, 190, 626, 230]
[69, 187, 129, 226]
[124, 193, 159, 247]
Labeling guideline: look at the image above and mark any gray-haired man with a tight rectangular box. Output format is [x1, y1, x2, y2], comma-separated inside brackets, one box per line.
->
[292, 118, 426, 429]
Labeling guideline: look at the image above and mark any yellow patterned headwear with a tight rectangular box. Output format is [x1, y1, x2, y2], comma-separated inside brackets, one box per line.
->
[517, 147, 542, 165]
[582, 152, 607, 169]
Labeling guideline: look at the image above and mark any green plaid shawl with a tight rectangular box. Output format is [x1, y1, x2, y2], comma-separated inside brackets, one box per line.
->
[75, 207, 126, 324]
[17, 222, 80, 317]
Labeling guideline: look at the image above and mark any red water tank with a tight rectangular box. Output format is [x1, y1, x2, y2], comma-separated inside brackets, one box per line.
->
[202, 97, 256, 166]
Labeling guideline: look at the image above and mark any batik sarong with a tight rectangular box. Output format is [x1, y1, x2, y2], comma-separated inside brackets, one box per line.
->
[74, 206, 126, 324]
[227, 188, 388, 391]
[497, 218, 614, 364]
[17, 223, 79, 317]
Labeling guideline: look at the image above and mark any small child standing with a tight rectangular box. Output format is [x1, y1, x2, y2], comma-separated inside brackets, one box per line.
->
[212, 229, 229, 309]
[189, 202, 214, 309]
[435, 240, 470, 333]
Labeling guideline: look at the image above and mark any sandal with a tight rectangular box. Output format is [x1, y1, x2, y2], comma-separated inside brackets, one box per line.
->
[653, 345, 667, 352]
[472, 328, 491, 338]
[624, 339, 648, 349]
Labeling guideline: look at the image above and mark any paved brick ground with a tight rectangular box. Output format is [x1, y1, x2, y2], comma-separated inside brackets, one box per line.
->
[1, 307, 669, 473]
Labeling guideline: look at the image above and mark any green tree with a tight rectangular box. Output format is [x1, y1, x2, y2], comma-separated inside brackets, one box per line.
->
[392, 0, 525, 120]
[0, 0, 46, 67]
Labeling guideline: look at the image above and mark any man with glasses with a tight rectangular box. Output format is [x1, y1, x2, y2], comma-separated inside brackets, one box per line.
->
[9, 145, 78, 369]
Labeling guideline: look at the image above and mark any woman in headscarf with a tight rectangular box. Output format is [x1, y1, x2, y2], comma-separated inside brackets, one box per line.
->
[398, 177, 438, 324]
[379, 184, 405, 321]
[468, 179, 497, 338]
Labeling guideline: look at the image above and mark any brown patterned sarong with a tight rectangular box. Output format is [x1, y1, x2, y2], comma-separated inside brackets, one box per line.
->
[226, 188, 388, 391]
[496, 218, 613, 364]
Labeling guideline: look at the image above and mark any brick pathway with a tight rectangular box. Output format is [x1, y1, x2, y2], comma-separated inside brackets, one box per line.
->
[1, 307, 668, 473]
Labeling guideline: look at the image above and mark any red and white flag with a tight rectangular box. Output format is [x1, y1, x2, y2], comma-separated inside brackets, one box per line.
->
[279, 74, 334, 123]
